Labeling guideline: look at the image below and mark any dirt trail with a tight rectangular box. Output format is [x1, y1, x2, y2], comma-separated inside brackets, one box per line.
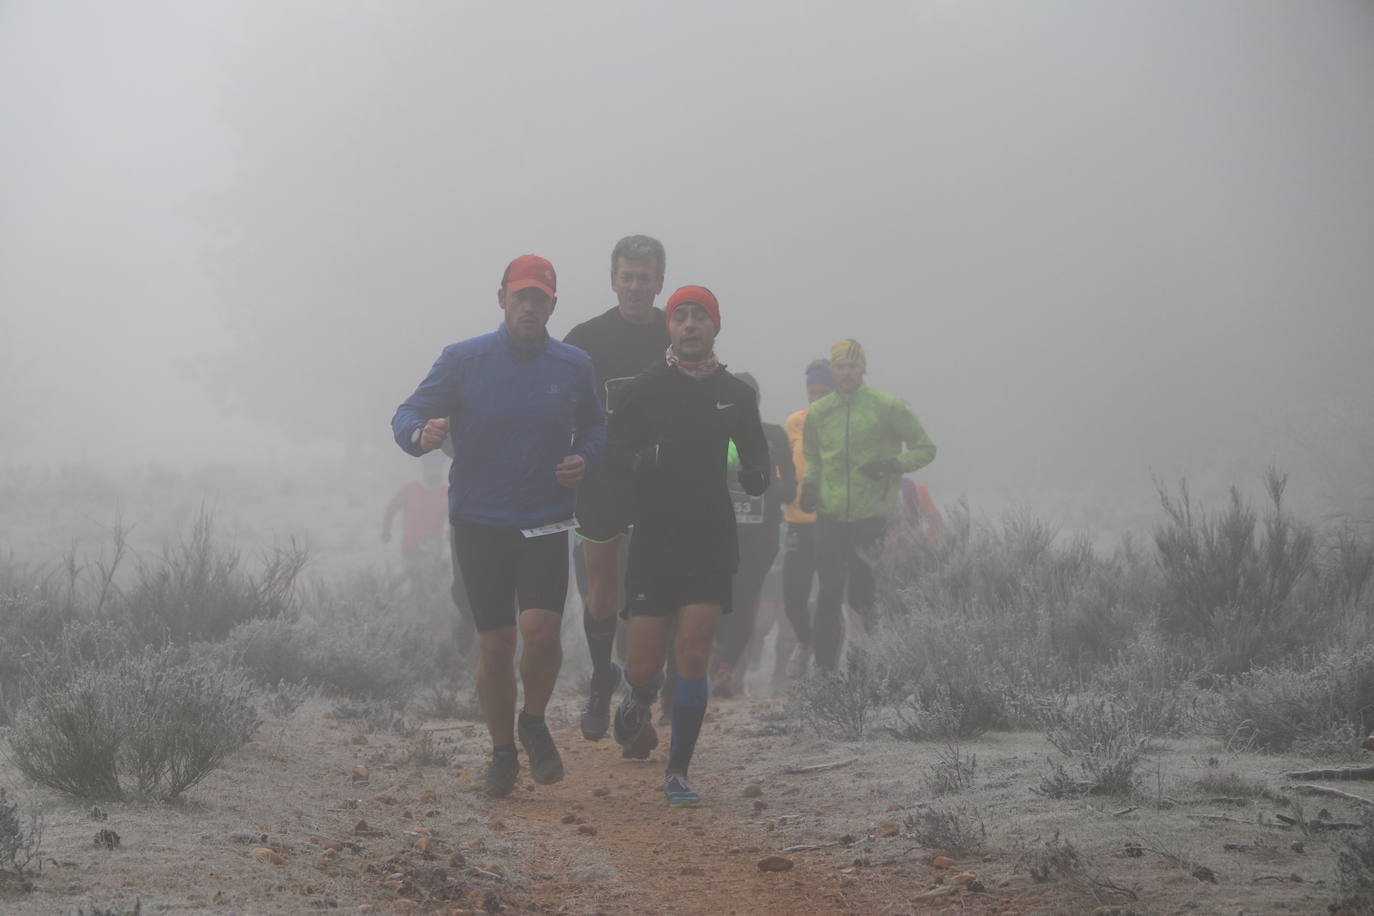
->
[466, 701, 1017, 915]
[495, 729, 867, 913]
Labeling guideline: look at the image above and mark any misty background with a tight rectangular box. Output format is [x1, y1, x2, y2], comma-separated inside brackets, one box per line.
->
[3, 0, 1373, 544]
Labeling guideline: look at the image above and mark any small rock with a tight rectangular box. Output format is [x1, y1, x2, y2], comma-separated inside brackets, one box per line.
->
[420, 789, 437, 802]
[93, 829, 120, 850]
[752, 801, 768, 813]
[251, 846, 285, 865]
[351, 765, 370, 783]
[875, 821, 900, 838]
[757, 855, 794, 872]
[1124, 842, 1144, 858]
[322, 848, 339, 860]
[932, 855, 956, 869]
[561, 814, 578, 825]
[577, 825, 597, 836]
[354, 819, 371, 833]
[1362, 734, 1374, 751]
[351, 734, 368, 746]
[592, 787, 610, 797]
[679, 865, 705, 876]
[414, 836, 433, 854]
[1191, 864, 1218, 883]
[374, 793, 397, 806]
[743, 783, 764, 798]
[950, 872, 976, 886]
[448, 851, 466, 868]
[1291, 841, 1306, 854]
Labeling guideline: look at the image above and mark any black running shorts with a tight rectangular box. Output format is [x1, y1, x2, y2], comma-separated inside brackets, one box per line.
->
[622, 573, 733, 618]
[574, 467, 635, 543]
[452, 519, 569, 632]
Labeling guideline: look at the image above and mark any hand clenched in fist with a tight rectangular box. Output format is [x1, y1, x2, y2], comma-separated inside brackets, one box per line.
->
[419, 417, 449, 452]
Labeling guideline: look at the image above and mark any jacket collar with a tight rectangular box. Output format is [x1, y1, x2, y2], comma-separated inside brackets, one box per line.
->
[496, 322, 550, 358]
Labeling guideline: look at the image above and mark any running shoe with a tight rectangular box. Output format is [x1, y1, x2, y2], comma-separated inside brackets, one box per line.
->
[517, 717, 565, 785]
[613, 694, 659, 759]
[483, 749, 520, 798]
[664, 772, 700, 808]
[580, 663, 622, 742]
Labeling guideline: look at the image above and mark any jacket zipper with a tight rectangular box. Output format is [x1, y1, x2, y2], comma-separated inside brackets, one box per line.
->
[843, 395, 852, 521]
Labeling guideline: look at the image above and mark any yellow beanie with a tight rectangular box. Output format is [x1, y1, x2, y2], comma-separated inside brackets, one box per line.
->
[830, 338, 866, 370]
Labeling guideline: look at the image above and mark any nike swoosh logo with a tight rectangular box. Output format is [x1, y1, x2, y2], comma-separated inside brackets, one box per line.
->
[716, 402, 734, 410]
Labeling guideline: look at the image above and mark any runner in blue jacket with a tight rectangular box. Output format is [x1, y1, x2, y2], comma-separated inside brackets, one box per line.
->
[392, 254, 605, 797]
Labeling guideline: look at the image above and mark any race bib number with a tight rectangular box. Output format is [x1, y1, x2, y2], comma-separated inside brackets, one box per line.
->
[731, 490, 765, 525]
[521, 518, 580, 539]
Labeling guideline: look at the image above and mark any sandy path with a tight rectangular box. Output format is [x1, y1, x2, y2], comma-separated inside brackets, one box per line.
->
[492, 730, 869, 913]
[456, 701, 1022, 916]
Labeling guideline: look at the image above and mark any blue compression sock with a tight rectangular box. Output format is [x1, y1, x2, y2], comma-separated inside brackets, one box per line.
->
[667, 675, 709, 777]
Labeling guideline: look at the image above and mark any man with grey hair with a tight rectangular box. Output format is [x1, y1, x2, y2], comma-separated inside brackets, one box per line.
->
[563, 235, 670, 746]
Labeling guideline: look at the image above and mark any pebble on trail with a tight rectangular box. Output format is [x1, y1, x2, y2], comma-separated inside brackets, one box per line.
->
[757, 855, 794, 872]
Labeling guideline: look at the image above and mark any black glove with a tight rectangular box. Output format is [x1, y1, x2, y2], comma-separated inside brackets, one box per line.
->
[859, 458, 902, 479]
[737, 467, 769, 497]
[798, 482, 819, 514]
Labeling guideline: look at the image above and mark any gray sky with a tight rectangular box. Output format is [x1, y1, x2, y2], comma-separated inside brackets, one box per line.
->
[4, 1, 1372, 516]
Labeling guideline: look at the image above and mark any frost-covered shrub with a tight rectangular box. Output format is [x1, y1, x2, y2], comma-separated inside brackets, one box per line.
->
[8, 648, 258, 800]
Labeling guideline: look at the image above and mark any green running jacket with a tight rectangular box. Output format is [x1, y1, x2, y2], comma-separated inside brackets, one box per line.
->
[801, 386, 936, 522]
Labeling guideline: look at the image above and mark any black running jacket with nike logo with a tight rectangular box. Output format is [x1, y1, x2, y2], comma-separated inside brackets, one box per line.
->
[607, 360, 770, 577]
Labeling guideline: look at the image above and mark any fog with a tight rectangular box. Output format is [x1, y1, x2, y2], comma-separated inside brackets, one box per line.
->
[4, 0, 1373, 523]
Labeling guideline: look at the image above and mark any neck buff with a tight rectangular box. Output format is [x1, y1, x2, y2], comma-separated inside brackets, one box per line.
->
[665, 345, 721, 380]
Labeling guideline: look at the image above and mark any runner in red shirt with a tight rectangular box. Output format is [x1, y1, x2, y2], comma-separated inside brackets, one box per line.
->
[382, 453, 452, 626]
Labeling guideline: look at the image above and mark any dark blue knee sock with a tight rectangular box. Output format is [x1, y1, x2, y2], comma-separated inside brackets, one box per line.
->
[667, 675, 709, 777]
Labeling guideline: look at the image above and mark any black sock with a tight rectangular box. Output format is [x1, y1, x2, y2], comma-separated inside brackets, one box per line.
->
[630, 681, 659, 705]
[667, 675, 709, 777]
[518, 710, 544, 726]
[493, 743, 516, 756]
[584, 613, 618, 679]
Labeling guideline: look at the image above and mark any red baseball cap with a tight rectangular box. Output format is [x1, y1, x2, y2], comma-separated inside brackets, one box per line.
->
[665, 285, 720, 331]
[503, 254, 557, 298]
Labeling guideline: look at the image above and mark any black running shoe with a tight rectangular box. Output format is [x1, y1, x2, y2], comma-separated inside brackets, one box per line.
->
[483, 750, 520, 797]
[517, 716, 565, 785]
[664, 772, 701, 808]
[622, 720, 658, 759]
[580, 663, 622, 742]
[614, 694, 659, 759]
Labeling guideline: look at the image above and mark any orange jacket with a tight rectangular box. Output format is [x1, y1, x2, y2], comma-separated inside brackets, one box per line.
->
[900, 478, 944, 544]
[783, 408, 815, 524]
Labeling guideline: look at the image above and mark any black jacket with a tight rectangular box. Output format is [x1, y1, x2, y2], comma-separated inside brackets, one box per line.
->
[732, 422, 795, 545]
[563, 306, 669, 413]
[608, 361, 770, 577]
